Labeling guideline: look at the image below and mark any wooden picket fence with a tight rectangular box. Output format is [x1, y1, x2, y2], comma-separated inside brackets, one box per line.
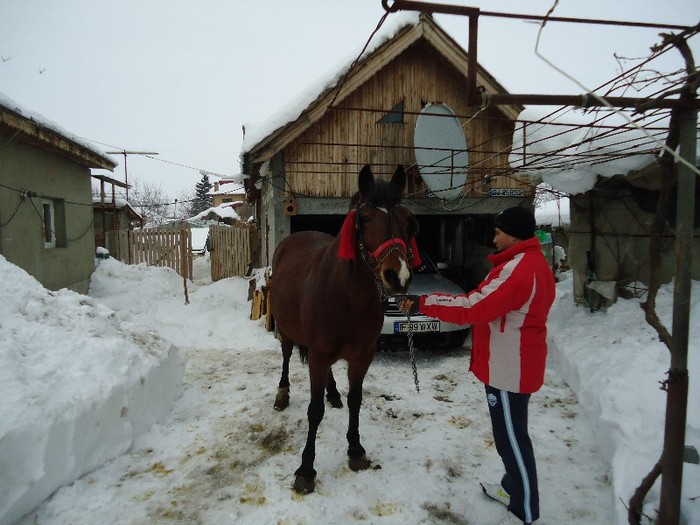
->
[127, 222, 258, 282]
[208, 223, 259, 281]
[129, 225, 193, 280]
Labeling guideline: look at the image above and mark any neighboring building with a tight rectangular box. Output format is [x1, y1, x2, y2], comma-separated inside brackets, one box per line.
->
[209, 177, 252, 220]
[240, 13, 528, 290]
[92, 174, 143, 263]
[511, 107, 700, 308]
[0, 92, 116, 293]
[568, 161, 700, 308]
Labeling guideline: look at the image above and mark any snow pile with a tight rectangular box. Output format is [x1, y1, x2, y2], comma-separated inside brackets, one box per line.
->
[1, 254, 698, 524]
[0, 256, 184, 525]
[549, 271, 700, 524]
[510, 107, 663, 194]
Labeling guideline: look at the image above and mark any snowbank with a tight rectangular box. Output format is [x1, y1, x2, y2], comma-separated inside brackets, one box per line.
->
[0, 256, 184, 525]
[548, 271, 700, 524]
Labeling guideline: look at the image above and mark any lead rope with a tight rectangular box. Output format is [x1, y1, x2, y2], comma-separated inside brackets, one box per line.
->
[399, 299, 420, 393]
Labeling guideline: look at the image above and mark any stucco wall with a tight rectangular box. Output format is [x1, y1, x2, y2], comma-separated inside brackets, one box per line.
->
[0, 132, 96, 293]
[569, 191, 700, 307]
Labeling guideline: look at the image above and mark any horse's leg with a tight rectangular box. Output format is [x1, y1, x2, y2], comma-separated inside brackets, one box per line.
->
[326, 368, 343, 408]
[346, 350, 374, 471]
[293, 355, 330, 494]
[274, 335, 293, 411]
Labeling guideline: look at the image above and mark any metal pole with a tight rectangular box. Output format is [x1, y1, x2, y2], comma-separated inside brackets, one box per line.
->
[381, 0, 692, 31]
[105, 150, 159, 200]
[658, 102, 696, 525]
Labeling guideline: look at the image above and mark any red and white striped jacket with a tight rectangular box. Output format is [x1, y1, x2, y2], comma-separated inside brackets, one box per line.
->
[419, 237, 556, 393]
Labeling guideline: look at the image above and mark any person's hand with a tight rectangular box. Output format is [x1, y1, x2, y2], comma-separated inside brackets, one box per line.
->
[397, 294, 420, 316]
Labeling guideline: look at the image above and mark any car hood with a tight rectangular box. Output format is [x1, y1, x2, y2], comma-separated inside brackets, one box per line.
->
[405, 273, 465, 297]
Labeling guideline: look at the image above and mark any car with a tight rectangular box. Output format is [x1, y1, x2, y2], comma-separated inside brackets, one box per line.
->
[378, 252, 470, 350]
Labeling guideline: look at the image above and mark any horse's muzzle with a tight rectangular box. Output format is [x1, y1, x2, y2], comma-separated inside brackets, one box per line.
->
[380, 257, 412, 296]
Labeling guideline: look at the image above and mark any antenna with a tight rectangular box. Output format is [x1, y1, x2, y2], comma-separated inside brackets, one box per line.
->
[413, 103, 469, 200]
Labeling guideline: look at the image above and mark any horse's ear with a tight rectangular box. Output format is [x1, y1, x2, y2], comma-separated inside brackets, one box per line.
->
[390, 165, 406, 194]
[358, 164, 375, 199]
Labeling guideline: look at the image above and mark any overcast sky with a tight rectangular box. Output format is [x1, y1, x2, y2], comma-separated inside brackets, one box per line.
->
[1, 0, 697, 200]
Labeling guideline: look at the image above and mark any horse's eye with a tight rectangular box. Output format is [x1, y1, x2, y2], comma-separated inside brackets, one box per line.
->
[360, 215, 371, 225]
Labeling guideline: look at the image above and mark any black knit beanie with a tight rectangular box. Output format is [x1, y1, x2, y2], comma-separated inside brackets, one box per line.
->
[494, 206, 536, 240]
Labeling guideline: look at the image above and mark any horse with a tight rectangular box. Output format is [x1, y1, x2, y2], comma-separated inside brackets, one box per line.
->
[270, 164, 420, 493]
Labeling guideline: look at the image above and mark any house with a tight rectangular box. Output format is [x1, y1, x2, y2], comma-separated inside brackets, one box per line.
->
[0, 92, 116, 293]
[209, 176, 252, 220]
[240, 13, 529, 290]
[92, 174, 143, 263]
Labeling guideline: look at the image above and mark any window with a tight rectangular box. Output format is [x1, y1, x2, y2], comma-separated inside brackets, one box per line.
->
[42, 199, 55, 248]
[377, 99, 405, 124]
[41, 198, 66, 249]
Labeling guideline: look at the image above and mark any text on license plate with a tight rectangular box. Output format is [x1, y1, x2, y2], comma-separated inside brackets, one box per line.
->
[394, 320, 440, 333]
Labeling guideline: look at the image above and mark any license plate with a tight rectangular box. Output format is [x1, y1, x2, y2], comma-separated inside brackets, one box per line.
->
[394, 320, 440, 333]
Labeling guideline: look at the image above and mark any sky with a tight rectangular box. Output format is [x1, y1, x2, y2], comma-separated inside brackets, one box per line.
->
[1, 236, 698, 524]
[1, 0, 698, 200]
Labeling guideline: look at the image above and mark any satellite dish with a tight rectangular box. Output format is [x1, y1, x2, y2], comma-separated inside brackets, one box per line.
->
[414, 103, 469, 200]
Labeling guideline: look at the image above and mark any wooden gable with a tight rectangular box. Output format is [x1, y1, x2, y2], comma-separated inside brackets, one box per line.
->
[244, 13, 528, 201]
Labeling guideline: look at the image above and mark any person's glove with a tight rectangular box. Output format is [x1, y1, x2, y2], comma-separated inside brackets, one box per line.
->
[397, 294, 421, 316]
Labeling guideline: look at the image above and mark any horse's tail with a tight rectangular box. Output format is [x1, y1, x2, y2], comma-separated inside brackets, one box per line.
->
[299, 346, 309, 365]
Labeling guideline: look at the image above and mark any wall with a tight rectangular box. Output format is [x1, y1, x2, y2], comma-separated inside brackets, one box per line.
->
[569, 190, 700, 307]
[0, 132, 96, 293]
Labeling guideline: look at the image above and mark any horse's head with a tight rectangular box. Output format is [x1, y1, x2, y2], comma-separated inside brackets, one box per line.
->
[338, 165, 420, 296]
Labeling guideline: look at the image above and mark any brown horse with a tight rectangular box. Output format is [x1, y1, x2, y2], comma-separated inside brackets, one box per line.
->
[270, 164, 418, 493]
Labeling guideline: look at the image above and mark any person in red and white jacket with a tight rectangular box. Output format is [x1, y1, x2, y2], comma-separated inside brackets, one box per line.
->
[404, 206, 555, 525]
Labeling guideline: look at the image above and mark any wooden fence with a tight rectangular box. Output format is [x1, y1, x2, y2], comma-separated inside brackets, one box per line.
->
[129, 225, 193, 279]
[125, 223, 258, 282]
[208, 223, 259, 281]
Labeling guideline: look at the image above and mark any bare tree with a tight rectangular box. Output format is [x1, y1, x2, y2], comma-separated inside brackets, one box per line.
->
[174, 189, 197, 220]
[628, 25, 699, 525]
[128, 177, 172, 227]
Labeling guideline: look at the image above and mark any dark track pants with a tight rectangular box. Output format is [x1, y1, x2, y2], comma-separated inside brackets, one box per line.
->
[485, 384, 539, 524]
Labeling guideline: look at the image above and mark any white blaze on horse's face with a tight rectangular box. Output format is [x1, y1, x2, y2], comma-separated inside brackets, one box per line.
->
[397, 258, 411, 287]
[364, 205, 412, 295]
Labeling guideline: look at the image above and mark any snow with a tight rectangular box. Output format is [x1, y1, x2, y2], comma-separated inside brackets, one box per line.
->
[1, 254, 698, 525]
[0, 90, 114, 167]
[240, 12, 420, 155]
[191, 203, 241, 223]
[0, 256, 184, 525]
[509, 107, 665, 195]
[189, 227, 210, 253]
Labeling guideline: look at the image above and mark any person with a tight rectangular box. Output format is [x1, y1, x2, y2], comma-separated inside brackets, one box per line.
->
[401, 206, 555, 525]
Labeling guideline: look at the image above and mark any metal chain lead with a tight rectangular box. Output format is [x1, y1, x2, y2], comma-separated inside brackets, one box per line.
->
[404, 308, 420, 393]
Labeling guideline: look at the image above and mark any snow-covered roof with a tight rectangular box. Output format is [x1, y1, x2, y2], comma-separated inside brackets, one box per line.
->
[191, 203, 241, 222]
[0, 90, 116, 169]
[209, 181, 245, 196]
[92, 195, 142, 220]
[240, 12, 420, 157]
[509, 107, 666, 195]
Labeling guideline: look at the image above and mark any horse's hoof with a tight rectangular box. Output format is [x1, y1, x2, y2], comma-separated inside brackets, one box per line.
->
[348, 454, 371, 471]
[293, 475, 315, 494]
[274, 388, 289, 411]
[327, 395, 343, 409]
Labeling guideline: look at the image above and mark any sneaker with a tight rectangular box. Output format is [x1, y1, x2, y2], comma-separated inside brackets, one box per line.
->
[480, 481, 510, 506]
